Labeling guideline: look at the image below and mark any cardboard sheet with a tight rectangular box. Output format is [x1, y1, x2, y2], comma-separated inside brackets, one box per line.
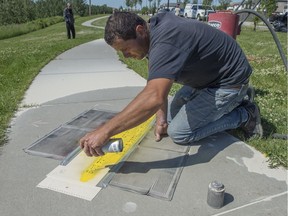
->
[37, 175, 102, 201]
[37, 151, 108, 201]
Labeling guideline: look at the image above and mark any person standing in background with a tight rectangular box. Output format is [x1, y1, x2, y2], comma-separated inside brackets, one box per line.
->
[64, 3, 75, 39]
[174, 4, 180, 16]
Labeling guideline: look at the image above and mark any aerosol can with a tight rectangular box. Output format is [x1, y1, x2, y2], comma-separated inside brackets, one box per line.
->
[102, 138, 123, 153]
[61, 138, 123, 166]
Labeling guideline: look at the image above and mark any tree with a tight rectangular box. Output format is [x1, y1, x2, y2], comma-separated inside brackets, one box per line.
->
[125, 0, 133, 9]
[218, 0, 232, 10]
[90, 4, 113, 14]
[73, 0, 87, 16]
[183, 0, 190, 7]
[0, 0, 113, 26]
[131, 0, 138, 9]
[138, 0, 143, 9]
[262, 0, 277, 17]
[246, 0, 253, 9]
[0, 0, 37, 25]
[203, 0, 213, 6]
[156, 0, 161, 9]
[34, 0, 65, 18]
[148, 0, 153, 9]
[141, 6, 149, 14]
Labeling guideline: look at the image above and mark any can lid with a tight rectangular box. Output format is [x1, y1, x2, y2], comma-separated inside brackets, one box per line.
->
[209, 181, 225, 192]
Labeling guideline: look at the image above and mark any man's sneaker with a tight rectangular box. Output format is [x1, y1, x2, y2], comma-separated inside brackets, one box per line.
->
[245, 85, 255, 102]
[240, 100, 263, 139]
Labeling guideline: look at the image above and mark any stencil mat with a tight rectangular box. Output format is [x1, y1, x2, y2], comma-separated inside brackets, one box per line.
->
[32, 110, 155, 200]
[36, 119, 155, 200]
[140, 130, 189, 153]
[108, 143, 189, 201]
[24, 109, 116, 160]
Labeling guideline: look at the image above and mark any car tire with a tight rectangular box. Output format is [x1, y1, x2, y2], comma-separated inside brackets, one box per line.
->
[197, 14, 201, 21]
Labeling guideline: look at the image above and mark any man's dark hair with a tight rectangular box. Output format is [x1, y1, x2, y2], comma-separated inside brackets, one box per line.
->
[104, 12, 146, 45]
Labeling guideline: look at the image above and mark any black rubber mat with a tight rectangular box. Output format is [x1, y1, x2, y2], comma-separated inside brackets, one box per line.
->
[24, 109, 116, 160]
[140, 130, 189, 153]
[25, 107, 189, 201]
[108, 145, 188, 201]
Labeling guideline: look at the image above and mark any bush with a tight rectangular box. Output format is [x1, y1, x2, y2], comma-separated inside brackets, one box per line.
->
[0, 16, 64, 40]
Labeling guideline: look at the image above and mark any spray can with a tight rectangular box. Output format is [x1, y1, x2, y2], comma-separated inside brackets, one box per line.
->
[207, 181, 225, 209]
[102, 138, 123, 153]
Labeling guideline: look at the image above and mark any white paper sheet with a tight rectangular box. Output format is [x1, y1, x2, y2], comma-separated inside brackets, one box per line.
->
[37, 151, 110, 201]
[37, 176, 102, 201]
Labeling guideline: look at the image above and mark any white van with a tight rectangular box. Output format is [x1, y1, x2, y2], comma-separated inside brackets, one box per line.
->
[184, 4, 215, 20]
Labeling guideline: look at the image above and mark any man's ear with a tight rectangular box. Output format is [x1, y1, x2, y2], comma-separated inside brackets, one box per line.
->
[135, 25, 146, 37]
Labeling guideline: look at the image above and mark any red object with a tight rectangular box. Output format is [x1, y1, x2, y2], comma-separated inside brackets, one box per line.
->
[208, 11, 240, 39]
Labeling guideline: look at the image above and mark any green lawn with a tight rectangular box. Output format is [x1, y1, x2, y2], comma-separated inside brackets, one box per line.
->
[237, 27, 287, 168]
[0, 15, 287, 168]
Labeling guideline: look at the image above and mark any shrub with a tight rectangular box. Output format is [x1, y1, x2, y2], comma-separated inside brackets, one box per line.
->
[0, 16, 64, 40]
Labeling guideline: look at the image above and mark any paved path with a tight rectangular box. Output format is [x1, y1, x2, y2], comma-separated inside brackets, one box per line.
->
[82, 16, 109, 29]
[0, 18, 287, 216]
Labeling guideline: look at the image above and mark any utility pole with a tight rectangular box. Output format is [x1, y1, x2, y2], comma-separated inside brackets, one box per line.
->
[89, 0, 91, 16]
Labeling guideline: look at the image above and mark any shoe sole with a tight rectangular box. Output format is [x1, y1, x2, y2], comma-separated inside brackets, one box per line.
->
[250, 103, 263, 139]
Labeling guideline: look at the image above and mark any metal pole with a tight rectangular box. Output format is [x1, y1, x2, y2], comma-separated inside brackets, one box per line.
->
[89, 0, 91, 16]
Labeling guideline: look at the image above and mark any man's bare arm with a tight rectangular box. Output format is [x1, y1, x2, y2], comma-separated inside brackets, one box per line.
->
[80, 78, 174, 156]
[155, 98, 168, 141]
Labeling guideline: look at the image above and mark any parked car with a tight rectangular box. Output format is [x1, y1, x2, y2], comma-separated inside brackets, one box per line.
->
[268, 12, 280, 23]
[184, 4, 215, 20]
[272, 12, 287, 32]
[157, 8, 170, 14]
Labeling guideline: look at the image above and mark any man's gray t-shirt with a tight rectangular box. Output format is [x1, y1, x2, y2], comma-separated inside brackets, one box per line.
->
[147, 12, 252, 89]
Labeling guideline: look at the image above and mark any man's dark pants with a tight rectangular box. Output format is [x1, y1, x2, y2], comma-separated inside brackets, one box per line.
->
[66, 22, 75, 39]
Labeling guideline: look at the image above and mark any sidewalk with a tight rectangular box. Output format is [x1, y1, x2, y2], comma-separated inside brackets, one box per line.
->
[0, 28, 287, 216]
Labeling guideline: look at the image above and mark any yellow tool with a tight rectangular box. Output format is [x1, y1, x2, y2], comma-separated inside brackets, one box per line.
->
[80, 116, 155, 182]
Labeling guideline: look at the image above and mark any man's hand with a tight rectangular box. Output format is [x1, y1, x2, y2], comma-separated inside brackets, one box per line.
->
[154, 122, 168, 142]
[79, 129, 109, 157]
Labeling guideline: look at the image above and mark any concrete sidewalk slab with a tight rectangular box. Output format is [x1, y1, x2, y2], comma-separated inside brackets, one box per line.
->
[2, 87, 287, 216]
[55, 40, 111, 59]
[22, 71, 144, 105]
[0, 39, 287, 216]
[0, 87, 143, 216]
[81, 16, 108, 29]
[40, 59, 126, 74]
[21, 39, 146, 106]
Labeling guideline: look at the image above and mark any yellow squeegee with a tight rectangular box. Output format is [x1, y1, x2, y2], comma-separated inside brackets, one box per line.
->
[80, 115, 155, 182]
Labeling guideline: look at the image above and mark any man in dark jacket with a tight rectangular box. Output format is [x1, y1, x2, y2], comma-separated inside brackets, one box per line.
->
[79, 12, 263, 157]
[64, 3, 75, 39]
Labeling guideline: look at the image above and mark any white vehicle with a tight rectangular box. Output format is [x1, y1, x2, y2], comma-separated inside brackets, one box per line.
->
[184, 4, 215, 20]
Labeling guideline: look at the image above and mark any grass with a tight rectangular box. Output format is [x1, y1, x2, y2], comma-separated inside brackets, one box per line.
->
[0, 15, 287, 168]
[0, 16, 64, 40]
[237, 26, 287, 168]
[0, 15, 105, 146]
[91, 16, 109, 27]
